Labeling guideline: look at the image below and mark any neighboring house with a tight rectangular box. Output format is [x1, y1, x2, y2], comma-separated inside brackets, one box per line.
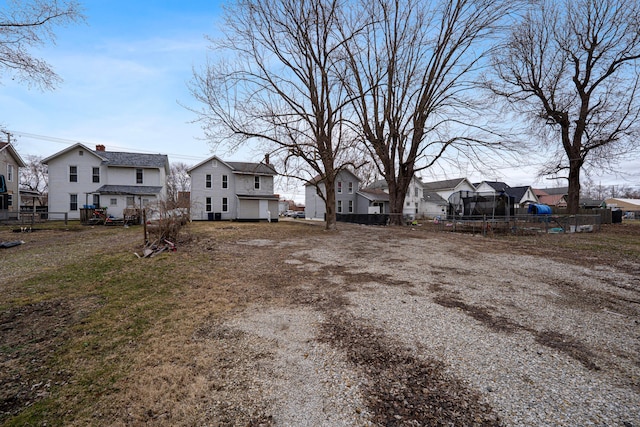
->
[534, 187, 568, 207]
[605, 198, 640, 212]
[422, 191, 449, 219]
[364, 176, 447, 219]
[188, 155, 279, 221]
[579, 198, 606, 209]
[475, 181, 538, 209]
[422, 178, 476, 205]
[0, 142, 26, 220]
[474, 181, 510, 194]
[505, 186, 539, 209]
[356, 188, 389, 214]
[43, 144, 169, 220]
[305, 169, 360, 220]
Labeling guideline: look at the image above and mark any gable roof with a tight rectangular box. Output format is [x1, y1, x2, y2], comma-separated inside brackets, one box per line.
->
[306, 168, 361, 186]
[0, 142, 27, 167]
[538, 187, 568, 196]
[357, 188, 389, 202]
[422, 191, 448, 205]
[226, 161, 276, 175]
[505, 186, 533, 202]
[537, 193, 566, 206]
[423, 178, 475, 191]
[42, 143, 169, 172]
[476, 181, 510, 192]
[97, 151, 169, 170]
[188, 155, 276, 175]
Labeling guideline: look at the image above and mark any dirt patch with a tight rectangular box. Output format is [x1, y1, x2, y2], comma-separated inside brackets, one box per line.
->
[0, 298, 98, 418]
[320, 312, 501, 426]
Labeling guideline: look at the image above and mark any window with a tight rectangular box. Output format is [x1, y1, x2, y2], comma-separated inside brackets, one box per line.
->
[70, 194, 78, 211]
[126, 196, 135, 207]
[136, 168, 143, 184]
[110, 198, 117, 206]
[222, 175, 228, 189]
[79, 150, 84, 156]
[348, 182, 353, 194]
[222, 197, 228, 212]
[206, 197, 212, 212]
[7, 164, 14, 181]
[206, 174, 212, 188]
[348, 200, 353, 213]
[7, 194, 12, 206]
[415, 187, 419, 197]
[93, 194, 101, 208]
[93, 167, 100, 183]
[254, 176, 260, 190]
[337, 181, 342, 194]
[337, 200, 342, 213]
[69, 166, 77, 182]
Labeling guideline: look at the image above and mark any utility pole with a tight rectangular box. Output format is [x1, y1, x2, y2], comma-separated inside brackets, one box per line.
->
[1, 130, 11, 144]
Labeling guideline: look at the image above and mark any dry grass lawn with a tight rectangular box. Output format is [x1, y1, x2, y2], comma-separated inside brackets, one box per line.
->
[1, 219, 639, 426]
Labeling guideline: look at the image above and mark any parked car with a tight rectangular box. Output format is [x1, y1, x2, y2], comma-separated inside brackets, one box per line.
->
[293, 211, 305, 218]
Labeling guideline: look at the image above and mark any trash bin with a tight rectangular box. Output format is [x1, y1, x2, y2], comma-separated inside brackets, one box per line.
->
[612, 210, 623, 224]
[208, 212, 214, 221]
[214, 212, 222, 221]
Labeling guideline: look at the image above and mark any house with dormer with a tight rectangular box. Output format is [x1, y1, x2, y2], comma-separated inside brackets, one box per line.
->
[0, 142, 26, 221]
[43, 144, 169, 220]
[188, 155, 279, 221]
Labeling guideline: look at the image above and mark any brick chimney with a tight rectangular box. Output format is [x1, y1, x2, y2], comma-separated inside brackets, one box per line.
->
[264, 153, 270, 164]
[96, 144, 106, 151]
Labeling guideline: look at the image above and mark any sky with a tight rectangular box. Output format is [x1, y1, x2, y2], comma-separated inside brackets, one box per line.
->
[1, 1, 639, 201]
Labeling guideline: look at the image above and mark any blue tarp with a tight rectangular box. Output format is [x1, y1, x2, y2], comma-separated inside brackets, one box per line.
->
[528, 204, 552, 215]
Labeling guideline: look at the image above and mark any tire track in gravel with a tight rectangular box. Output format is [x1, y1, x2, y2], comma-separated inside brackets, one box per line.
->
[298, 264, 503, 426]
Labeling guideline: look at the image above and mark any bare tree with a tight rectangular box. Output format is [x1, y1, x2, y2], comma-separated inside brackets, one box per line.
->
[0, 0, 83, 90]
[166, 162, 191, 207]
[488, 0, 640, 214]
[188, 0, 362, 230]
[341, 0, 516, 225]
[19, 154, 48, 206]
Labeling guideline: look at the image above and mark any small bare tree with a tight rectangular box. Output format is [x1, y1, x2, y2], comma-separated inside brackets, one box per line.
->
[341, 0, 518, 225]
[166, 162, 191, 208]
[0, 0, 84, 89]
[188, 0, 362, 230]
[19, 154, 48, 205]
[488, 0, 640, 214]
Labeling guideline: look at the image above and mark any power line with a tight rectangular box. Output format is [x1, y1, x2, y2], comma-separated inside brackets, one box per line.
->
[6, 129, 207, 163]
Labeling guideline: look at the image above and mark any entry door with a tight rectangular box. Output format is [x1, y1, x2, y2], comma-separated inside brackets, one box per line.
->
[259, 199, 269, 219]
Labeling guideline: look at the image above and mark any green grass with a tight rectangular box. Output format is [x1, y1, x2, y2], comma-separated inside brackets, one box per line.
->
[1, 230, 188, 426]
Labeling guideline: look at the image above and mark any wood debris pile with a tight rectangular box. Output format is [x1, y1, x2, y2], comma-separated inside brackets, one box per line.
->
[135, 239, 176, 258]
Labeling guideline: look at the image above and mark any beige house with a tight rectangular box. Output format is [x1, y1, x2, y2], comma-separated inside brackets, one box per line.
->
[0, 142, 26, 221]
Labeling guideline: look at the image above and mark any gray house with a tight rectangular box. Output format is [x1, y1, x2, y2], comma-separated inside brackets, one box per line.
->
[188, 155, 279, 221]
[304, 169, 361, 220]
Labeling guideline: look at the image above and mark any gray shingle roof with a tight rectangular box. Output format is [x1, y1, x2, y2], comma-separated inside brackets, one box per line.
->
[95, 151, 169, 169]
[357, 188, 389, 202]
[96, 185, 163, 195]
[422, 191, 448, 204]
[227, 161, 277, 175]
[423, 178, 471, 191]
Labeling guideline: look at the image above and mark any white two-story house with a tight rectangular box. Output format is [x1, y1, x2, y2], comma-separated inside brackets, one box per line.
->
[43, 144, 169, 220]
[188, 155, 279, 221]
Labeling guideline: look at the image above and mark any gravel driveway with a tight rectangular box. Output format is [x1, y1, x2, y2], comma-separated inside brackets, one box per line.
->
[198, 223, 640, 426]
